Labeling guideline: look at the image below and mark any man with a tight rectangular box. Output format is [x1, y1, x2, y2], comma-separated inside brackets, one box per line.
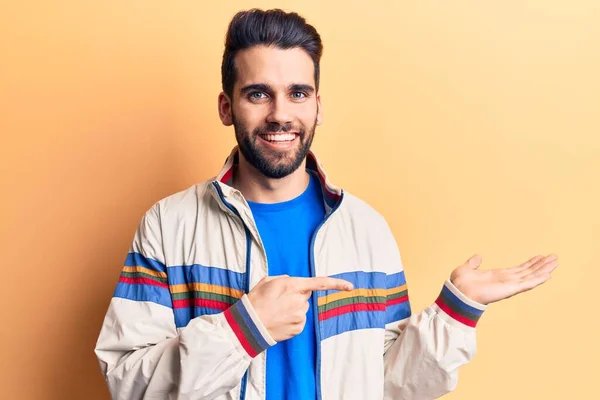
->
[95, 9, 558, 400]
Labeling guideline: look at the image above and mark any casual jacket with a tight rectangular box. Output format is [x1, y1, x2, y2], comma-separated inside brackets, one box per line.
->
[95, 147, 487, 400]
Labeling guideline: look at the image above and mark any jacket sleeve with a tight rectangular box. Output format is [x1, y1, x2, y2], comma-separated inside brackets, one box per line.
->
[94, 204, 276, 400]
[380, 225, 487, 400]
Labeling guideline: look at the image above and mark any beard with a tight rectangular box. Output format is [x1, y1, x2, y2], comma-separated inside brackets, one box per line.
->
[232, 115, 317, 179]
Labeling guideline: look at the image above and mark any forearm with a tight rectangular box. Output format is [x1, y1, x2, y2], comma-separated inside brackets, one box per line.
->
[383, 281, 486, 400]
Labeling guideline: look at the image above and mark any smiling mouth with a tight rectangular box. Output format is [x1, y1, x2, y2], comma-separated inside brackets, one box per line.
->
[259, 133, 298, 143]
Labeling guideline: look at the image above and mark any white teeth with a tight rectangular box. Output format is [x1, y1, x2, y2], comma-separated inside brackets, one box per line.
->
[262, 133, 296, 142]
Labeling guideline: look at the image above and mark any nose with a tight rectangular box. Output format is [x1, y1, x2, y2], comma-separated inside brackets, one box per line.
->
[266, 95, 293, 127]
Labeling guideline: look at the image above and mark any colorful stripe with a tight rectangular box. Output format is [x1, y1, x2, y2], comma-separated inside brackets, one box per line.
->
[385, 272, 411, 324]
[168, 264, 245, 289]
[435, 284, 485, 327]
[321, 309, 386, 340]
[171, 282, 243, 311]
[224, 296, 272, 358]
[320, 302, 387, 321]
[120, 265, 168, 287]
[124, 252, 166, 272]
[171, 283, 244, 301]
[317, 271, 411, 339]
[168, 264, 246, 328]
[113, 252, 172, 308]
[317, 271, 412, 338]
[318, 274, 387, 325]
[318, 288, 387, 306]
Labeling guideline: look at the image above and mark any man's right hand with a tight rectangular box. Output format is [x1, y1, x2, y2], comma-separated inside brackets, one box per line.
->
[247, 275, 354, 342]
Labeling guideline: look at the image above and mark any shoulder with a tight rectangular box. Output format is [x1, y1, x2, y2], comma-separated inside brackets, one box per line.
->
[143, 179, 215, 223]
[338, 191, 390, 230]
[328, 191, 404, 274]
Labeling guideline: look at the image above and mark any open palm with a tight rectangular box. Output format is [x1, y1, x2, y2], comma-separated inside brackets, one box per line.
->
[450, 254, 558, 305]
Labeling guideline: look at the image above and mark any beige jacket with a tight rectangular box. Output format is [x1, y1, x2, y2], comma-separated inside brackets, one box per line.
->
[95, 147, 487, 400]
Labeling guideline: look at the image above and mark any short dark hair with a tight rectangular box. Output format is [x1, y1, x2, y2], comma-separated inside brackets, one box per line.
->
[221, 9, 323, 99]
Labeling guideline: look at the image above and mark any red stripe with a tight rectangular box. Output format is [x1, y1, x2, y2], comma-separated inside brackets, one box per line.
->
[319, 302, 386, 321]
[220, 167, 233, 184]
[224, 308, 258, 358]
[172, 298, 191, 309]
[386, 295, 409, 306]
[194, 298, 231, 310]
[435, 298, 477, 327]
[172, 298, 232, 310]
[119, 276, 167, 288]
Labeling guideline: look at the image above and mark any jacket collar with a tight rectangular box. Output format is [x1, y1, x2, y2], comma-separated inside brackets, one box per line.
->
[214, 146, 343, 211]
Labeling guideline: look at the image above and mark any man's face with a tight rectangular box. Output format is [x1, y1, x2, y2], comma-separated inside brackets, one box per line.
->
[219, 45, 322, 179]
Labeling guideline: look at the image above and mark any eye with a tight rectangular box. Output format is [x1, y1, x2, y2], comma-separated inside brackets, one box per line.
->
[249, 92, 267, 100]
[291, 92, 307, 100]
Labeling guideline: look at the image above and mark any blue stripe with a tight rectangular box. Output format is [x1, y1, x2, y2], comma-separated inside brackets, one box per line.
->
[167, 264, 245, 291]
[113, 281, 172, 308]
[174, 307, 192, 328]
[385, 301, 411, 324]
[173, 307, 226, 329]
[321, 310, 385, 340]
[124, 252, 166, 273]
[317, 271, 386, 299]
[386, 271, 406, 289]
[234, 301, 270, 350]
[441, 285, 484, 317]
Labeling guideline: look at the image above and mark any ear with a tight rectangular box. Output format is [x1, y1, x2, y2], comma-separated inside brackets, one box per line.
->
[316, 93, 323, 126]
[218, 92, 233, 126]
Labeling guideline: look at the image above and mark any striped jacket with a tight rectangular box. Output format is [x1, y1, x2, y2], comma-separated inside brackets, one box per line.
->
[95, 147, 487, 400]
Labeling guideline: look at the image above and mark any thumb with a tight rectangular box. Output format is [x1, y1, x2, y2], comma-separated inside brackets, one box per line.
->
[465, 254, 483, 270]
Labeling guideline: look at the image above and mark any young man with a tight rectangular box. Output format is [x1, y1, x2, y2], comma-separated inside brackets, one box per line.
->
[95, 9, 558, 400]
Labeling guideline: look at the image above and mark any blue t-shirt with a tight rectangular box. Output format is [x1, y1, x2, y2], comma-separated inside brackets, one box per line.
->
[247, 172, 325, 400]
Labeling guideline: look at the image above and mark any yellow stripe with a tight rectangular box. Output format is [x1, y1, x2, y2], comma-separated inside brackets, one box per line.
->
[386, 284, 408, 297]
[170, 283, 244, 298]
[318, 288, 387, 306]
[122, 266, 167, 278]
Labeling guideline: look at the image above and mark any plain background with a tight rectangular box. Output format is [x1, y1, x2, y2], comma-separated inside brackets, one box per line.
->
[1, 1, 598, 399]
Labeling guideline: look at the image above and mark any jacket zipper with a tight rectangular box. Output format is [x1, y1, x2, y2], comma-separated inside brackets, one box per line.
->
[212, 182, 252, 400]
[214, 182, 344, 400]
[309, 193, 344, 400]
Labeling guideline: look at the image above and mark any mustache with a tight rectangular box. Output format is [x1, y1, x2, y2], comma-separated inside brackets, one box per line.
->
[253, 122, 302, 135]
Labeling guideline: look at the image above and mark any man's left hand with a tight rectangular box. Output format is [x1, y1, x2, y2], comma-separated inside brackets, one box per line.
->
[450, 254, 558, 305]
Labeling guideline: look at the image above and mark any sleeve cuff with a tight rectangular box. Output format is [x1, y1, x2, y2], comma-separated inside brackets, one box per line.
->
[223, 294, 277, 358]
[433, 280, 488, 328]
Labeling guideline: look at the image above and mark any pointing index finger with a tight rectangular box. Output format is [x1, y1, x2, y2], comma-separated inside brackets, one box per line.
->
[294, 277, 354, 293]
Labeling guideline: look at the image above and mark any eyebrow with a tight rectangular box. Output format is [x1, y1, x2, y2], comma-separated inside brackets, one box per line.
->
[240, 83, 316, 95]
[290, 84, 315, 94]
[240, 83, 272, 95]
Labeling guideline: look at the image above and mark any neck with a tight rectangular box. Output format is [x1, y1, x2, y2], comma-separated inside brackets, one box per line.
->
[232, 153, 310, 204]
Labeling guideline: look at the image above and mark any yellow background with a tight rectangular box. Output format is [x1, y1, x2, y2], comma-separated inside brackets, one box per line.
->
[1, 1, 598, 398]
